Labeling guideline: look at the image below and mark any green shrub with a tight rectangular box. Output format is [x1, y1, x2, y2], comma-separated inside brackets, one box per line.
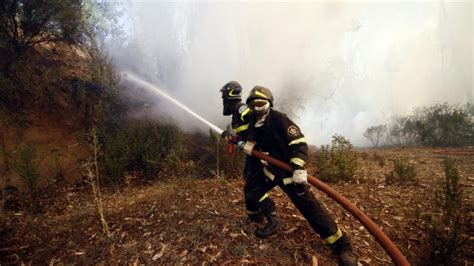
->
[313, 134, 358, 183]
[11, 143, 41, 212]
[427, 158, 468, 265]
[384, 158, 416, 184]
[365, 102, 474, 147]
[101, 128, 129, 183]
[99, 120, 185, 183]
[416, 103, 474, 146]
[15, 144, 41, 193]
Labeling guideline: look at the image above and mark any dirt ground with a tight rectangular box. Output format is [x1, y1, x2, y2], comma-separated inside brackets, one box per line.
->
[1, 147, 473, 265]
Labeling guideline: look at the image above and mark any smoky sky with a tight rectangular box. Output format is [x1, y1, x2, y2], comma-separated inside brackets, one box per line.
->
[111, 1, 473, 146]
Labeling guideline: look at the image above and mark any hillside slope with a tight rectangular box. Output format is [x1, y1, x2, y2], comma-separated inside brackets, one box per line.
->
[1, 148, 472, 265]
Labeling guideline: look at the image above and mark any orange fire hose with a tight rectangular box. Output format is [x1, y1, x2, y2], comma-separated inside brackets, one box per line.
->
[250, 149, 410, 266]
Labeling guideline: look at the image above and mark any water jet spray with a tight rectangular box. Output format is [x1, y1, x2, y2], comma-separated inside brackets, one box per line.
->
[124, 72, 224, 135]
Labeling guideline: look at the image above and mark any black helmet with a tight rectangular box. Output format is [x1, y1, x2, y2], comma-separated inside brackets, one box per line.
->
[220, 81, 242, 100]
[246, 86, 274, 107]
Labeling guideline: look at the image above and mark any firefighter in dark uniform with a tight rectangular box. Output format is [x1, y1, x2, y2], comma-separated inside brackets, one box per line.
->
[219, 81, 280, 237]
[241, 86, 358, 266]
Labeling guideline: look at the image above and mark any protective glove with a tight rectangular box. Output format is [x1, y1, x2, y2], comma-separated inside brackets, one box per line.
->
[240, 141, 255, 156]
[292, 169, 308, 184]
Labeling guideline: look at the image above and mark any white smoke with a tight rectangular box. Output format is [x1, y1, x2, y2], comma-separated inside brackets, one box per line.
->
[111, 1, 472, 146]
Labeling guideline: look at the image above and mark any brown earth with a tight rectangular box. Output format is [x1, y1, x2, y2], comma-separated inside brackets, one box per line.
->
[0, 147, 473, 265]
[0, 112, 90, 190]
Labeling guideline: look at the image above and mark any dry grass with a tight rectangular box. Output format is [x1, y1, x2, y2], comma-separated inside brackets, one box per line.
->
[1, 147, 473, 265]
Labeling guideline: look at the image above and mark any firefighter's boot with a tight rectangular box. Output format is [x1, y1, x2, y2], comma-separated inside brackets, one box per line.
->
[255, 214, 280, 238]
[332, 235, 358, 266]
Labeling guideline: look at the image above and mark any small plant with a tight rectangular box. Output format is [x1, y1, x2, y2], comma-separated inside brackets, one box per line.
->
[12, 143, 41, 212]
[313, 134, 358, 183]
[427, 158, 469, 264]
[384, 158, 416, 184]
[209, 129, 244, 179]
[216, 174, 229, 187]
[84, 127, 110, 237]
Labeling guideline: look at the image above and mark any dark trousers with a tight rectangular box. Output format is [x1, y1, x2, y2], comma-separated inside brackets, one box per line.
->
[243, 156, 276, 216]
[281, 183, 339, 239]
[244, 163, 341, 240]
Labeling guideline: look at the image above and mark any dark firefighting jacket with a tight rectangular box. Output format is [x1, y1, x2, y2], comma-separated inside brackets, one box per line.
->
[247, 109, 308, 184]
[231, 102, 252, 139]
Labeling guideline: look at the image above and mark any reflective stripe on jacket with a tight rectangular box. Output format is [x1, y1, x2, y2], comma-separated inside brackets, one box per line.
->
[231, 102, 253, 139]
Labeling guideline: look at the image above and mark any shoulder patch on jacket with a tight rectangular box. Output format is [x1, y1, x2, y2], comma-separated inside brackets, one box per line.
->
[287, 125, 299, 137]
[238, 105, 247, 114]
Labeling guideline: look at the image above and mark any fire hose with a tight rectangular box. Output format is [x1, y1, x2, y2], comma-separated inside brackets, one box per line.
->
[241, 146, 410, 265]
